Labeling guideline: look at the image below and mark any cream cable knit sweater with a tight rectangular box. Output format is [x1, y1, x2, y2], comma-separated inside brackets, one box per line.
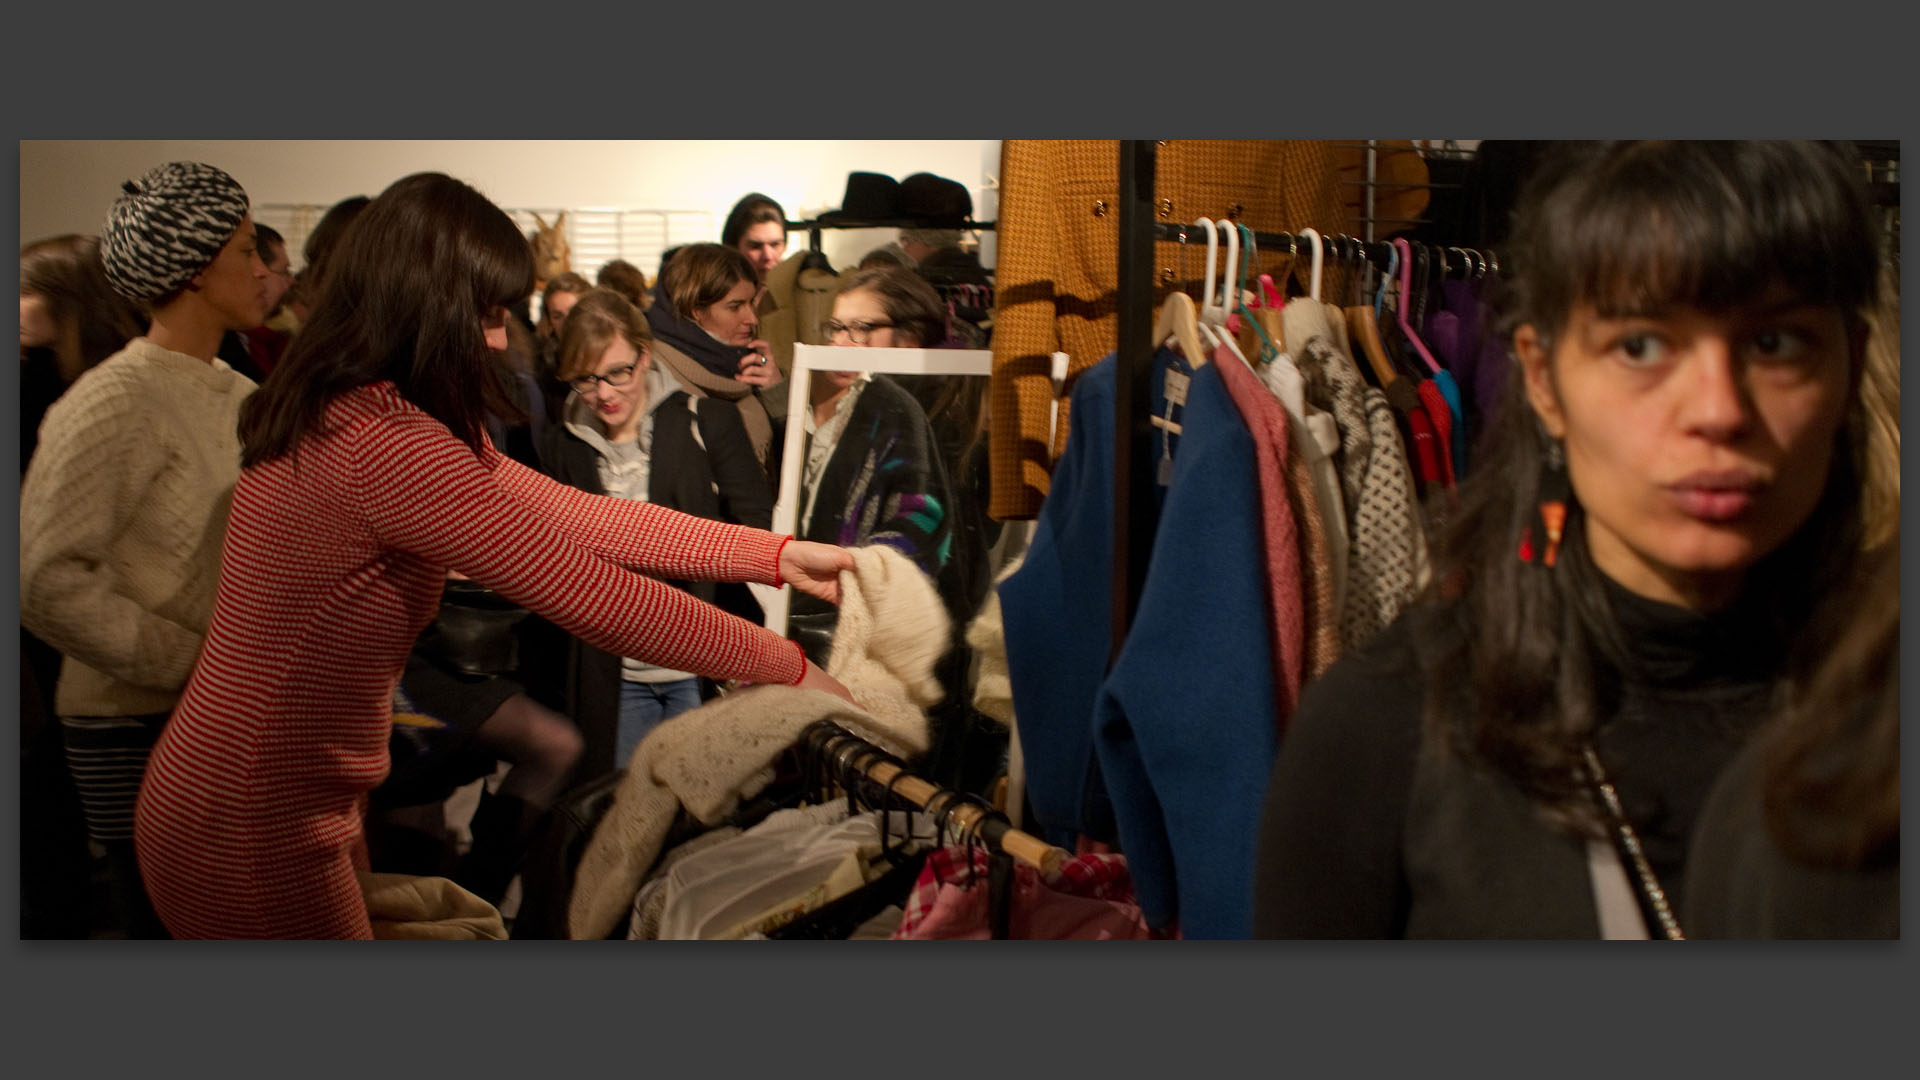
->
[19, 338, 254, 717]
[568, 544, 951, 940]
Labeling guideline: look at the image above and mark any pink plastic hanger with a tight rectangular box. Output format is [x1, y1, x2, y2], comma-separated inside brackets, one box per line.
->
[1392, 237, 1442, 376]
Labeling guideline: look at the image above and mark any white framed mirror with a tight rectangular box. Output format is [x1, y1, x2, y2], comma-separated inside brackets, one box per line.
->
[754, 342, 995, 637]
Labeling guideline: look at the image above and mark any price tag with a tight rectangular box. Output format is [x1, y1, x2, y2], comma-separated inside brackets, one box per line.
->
[1163, 368, 1190, 407]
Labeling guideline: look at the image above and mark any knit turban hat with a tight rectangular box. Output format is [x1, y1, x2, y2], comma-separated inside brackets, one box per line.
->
[101, 161, 250, 307]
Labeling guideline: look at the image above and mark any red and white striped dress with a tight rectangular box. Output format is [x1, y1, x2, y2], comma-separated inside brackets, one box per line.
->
[135, 383, 806, 938]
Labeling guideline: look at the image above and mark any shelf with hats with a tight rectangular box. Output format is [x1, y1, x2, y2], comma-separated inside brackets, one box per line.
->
[789, 169, 996, 252]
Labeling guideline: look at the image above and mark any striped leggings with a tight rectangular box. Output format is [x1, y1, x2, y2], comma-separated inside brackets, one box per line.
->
[61, 714, 171, 937]
[60, 714, 169, 844]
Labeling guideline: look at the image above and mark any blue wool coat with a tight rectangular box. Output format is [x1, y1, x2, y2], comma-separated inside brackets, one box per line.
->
[1001, 349, 1281, 939]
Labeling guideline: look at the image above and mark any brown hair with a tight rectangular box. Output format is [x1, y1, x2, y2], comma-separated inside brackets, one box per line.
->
[721, 193, 786, 248]
[290, 194, 372, 310]
[834, 264, 948, 348]
[594, 260, 649, 309]
[1761, 538, 1899, 869]
[555, 288, 652, 383]
[539, 271, 593, 328]
[20, 234, 146, 383]
[239, 173, 533, 466]
[254, 222, 287, 266]
[659, 243, 757, 323]
[1856, 264, 1900, 551]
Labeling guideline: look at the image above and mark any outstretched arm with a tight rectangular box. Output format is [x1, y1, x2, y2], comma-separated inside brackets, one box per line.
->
[488, 446, 786, 586]
[352, 411, 821, 688]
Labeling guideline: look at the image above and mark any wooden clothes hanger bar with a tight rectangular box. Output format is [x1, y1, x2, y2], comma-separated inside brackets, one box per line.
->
[804, 721, 1067, 875]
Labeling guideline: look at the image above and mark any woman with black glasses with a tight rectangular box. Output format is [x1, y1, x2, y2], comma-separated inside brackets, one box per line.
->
[541, 288, 775, 773]
[785, 265, 965, 668]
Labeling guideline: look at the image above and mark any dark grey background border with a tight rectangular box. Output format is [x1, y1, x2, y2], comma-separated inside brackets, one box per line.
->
[7, 2, 1911, 1074]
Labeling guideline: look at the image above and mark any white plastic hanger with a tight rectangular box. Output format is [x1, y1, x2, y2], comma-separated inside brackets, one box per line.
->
[1189, 217, 1227, 366]
[1204, 220, 1251, 368]
[1300, 227, 1325, 302]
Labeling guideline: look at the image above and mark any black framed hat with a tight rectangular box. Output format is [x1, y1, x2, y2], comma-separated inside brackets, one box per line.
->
[817, 172, 901, 224]
[897, 172, 972, 227]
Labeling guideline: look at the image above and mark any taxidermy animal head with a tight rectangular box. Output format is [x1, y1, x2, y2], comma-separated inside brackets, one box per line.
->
[530, 211, 571, 285]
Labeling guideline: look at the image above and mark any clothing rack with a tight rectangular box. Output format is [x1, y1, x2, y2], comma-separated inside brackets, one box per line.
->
[1110, 140, 1500, 647]
[796, 719, 1067, 876]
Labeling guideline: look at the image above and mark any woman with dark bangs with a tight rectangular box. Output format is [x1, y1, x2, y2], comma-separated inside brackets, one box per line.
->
[1254, 141, 1882, 939]
[134, 173, 855, 939]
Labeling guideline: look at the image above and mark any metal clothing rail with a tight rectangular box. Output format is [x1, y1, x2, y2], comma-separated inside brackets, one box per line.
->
[798, 720, 1067, 876]
[1144, 221, 1501, 279]
[785, 218, 997, 252]
[1110, 140, 1500, 651]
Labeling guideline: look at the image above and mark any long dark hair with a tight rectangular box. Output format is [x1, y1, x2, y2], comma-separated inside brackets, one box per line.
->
[1424, 141, 1880, 831]
[1760, 537, 1899, 869]
[19, 234, 145, 383]
[238, 173, 534, 467]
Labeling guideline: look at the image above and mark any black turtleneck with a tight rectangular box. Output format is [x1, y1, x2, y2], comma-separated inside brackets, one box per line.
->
[1253, 580, 1786, 939]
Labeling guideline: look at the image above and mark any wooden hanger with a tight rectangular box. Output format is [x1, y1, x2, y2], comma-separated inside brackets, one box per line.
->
[1152, 221, 1207, 367]
[1345, 305, 1399, 390]
[1153, 291, 1205, 370]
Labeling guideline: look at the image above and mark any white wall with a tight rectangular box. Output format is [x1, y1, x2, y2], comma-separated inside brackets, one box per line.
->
[19, 140, 1001, 268]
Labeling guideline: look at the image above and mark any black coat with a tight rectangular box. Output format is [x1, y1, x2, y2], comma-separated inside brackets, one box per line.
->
[534, 392, 774, 777]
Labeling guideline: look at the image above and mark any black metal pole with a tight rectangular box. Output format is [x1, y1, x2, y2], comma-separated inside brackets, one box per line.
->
[1112, 141, 1159, 668]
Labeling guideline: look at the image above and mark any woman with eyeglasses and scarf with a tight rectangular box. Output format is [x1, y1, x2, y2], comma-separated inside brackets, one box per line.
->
[539, 288, 775, 772]
[645, 243, 785, 480]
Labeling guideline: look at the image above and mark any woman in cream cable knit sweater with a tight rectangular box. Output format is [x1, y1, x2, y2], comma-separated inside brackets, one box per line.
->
[20, 161, 272, 938]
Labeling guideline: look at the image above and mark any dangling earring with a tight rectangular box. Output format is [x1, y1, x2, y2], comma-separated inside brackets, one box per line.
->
[1519, 438, 1571, 567]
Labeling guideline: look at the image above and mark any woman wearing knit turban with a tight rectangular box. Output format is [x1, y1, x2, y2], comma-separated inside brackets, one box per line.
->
[20, 160, 272, 938]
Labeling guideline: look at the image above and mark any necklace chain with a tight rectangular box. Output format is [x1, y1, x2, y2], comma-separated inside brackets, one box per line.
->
[1582, 745, 1687, 941]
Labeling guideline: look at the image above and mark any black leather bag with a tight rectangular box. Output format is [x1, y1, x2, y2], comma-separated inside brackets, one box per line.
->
[416, 579, 532, 677]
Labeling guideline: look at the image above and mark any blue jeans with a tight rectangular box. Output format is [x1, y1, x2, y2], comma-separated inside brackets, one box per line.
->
[616, 678, 703, 768]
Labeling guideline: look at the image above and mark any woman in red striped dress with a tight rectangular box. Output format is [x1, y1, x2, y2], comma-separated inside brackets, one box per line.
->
[134, 173, 856, 939]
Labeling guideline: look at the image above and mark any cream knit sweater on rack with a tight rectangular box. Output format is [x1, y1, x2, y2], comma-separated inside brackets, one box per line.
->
[19, 338, 255, 717]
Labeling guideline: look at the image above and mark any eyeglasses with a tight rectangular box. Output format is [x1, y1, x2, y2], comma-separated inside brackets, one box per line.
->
[569, 363, 638, 395]
[821, 318, 895, 345]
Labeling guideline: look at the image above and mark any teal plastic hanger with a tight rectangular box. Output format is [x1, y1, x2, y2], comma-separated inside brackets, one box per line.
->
[1232, 223, 1280, 363]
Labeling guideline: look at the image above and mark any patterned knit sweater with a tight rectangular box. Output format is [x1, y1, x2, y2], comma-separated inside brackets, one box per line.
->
[19, 338, 255, 717]
[135, 382, 806, 939]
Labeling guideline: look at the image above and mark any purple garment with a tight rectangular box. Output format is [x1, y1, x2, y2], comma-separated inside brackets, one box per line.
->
[1442, 278, 1513, 433]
